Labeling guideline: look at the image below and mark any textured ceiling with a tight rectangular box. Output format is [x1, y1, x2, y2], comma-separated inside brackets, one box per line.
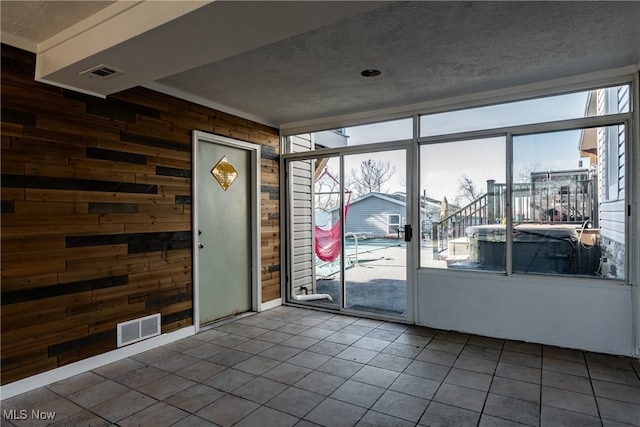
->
[1, 1, 115, 44]
[158, 1, 640, 126]
[1, 1, 639, 129]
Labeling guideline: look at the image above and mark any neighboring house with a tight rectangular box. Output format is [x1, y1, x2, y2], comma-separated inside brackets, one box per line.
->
[328, 192, 441, 239]
[580, 86, 629, 278]
[596, 86, 628, 279]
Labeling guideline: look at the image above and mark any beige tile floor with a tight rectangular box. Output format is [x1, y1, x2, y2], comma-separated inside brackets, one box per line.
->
[2, 306, 640, 426]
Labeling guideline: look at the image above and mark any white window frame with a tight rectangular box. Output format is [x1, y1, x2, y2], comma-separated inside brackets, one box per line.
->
[388, 213, 401, 234]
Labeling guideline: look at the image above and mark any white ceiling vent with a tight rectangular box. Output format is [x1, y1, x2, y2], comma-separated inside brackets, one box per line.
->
[79, 64, 125, 80]
[117, 313, 161, 347]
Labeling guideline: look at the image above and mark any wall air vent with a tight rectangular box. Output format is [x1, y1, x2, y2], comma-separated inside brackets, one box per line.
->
[79, 64, 125, 80]
[117, 313, 161, 347]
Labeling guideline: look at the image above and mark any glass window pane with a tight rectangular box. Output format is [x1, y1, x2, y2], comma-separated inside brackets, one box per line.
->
[512, 125, 625, 279]
[388, 214, 401, 234]
[313, 156, 344, 306]
[420, 85, 629, 137]
[289, 157, 340, 307]
[420, 138, 506, 271]
[286, 117, 412, 153]
[343, 118, 413, 145]
[344, 150, 407, 316]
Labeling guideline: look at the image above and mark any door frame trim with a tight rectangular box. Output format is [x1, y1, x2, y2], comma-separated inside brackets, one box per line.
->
[192, 131, 261, 332]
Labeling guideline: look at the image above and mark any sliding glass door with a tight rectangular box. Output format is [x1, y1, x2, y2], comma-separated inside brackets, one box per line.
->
[286, 147, 412, 319]
[342, 149, 408, 316]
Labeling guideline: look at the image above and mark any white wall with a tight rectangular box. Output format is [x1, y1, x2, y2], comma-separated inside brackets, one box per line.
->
[416, 269, 634, 356]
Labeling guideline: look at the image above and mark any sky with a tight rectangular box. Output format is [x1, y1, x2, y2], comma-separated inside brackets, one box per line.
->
[342, 90, 593, 202]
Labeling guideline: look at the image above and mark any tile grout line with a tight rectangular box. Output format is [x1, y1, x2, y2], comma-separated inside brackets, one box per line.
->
[584, 350, 606, 427]
[476, 339, 504, 427]
[8, 307, 639, 426]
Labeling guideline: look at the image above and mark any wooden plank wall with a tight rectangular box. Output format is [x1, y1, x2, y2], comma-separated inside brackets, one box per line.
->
[0, 45, 281, 384]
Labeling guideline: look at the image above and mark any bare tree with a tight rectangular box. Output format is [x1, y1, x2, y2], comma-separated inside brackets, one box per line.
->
[349, 159, 395, 197]
[315, 167, 340, 210]
[516, 161, 547, 183]
[455, 174, 481, 205]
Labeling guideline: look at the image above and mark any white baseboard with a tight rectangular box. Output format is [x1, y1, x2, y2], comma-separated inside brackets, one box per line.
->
[0, 326, 196, 400]
[260, 298, 282, 311]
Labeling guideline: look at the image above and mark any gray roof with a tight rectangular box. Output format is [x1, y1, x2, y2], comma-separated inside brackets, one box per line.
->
[327, 192, 441, 212]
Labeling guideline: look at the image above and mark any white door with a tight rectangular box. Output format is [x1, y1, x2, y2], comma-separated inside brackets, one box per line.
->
[194, 132, 260, 327]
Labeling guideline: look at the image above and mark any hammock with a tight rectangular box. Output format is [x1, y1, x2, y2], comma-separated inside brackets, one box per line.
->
[315, 169, 352, 262]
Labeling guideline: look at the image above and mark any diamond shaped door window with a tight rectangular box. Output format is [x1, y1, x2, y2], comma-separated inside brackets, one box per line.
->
[211, 156, 238, 191]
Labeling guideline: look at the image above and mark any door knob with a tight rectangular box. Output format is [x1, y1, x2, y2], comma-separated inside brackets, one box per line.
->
[198, 242, 204, 249]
